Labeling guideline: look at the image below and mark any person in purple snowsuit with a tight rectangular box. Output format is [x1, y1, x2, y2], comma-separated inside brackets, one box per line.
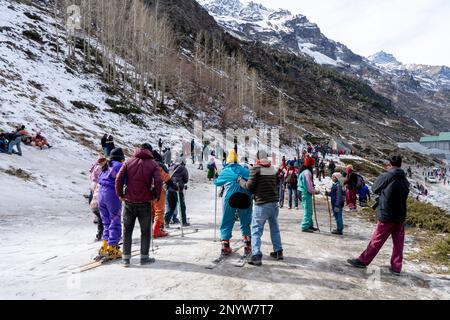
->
[97, 148, 125, 260]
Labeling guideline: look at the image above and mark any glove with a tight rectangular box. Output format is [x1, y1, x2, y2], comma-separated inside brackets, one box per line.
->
[184, 185, 188, 190]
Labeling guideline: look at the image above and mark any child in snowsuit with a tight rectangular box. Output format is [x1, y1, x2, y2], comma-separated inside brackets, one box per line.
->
[214, 149, 253, 255]
[96, 148, 125, 261]
[89, 157, 107, 241]
[358, 183, 371, 207]
[298, 157, 318, 232]
[151, 150, 175, 238]
[327, 172, 345, 235]
[207, 152, 217, 181]
[285, 161, 298, 209]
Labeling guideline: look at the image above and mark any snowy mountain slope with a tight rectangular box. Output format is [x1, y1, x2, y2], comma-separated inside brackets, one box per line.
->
[198, 0, 450, 132]
[0, 0, 191, 154]
[198, 0, 363, 67]
[369, 51, 450, 91]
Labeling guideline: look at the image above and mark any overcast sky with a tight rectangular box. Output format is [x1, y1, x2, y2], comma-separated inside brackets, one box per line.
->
[241, 0, 450, 66]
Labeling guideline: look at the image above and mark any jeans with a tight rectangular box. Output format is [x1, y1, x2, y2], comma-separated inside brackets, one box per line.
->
[8, 137, 22, 156]
[287, 185, 298, 208]
[278, 184, 285, 207]
[122, 202, 152, 259]
[333, 206, 343, 232]
[251, 202, 283, 257]
[165, 191, 187, 224]
[358, 221, 405, 273]
[166, 193, 178, 222]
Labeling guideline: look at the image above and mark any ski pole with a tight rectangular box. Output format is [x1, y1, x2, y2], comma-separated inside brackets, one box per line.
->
[150, 202, 154, 254]
[177, 186, 184, 238]
[214, 186, 218, 242]
[312, 193, 320, 232]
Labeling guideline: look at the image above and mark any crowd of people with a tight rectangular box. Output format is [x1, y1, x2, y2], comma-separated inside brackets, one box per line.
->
[0, 125, 52, 156]
[88, 137, 190, 266]
[87, 134, 411, 274]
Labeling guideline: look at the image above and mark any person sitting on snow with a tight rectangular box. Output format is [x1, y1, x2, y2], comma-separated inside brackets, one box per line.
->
[16, 125, 32, 145]
[0, 132, 7, 153]
[33, 131, 52, 149]
[214, 149, 253, 256]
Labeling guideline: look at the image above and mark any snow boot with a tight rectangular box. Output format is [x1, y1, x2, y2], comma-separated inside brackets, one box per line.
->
[140, 257, 156, 265]
[332, 229, 343, 235]
[122, 258, 130, 268]
[94, 240, 108, 261]
[248, 255, 262, 266]
[347, 258, 366, 269]
[221, 240, 232, 256]
[153, 221, 168, 238]
[243, 236, 251, 255]
[104, 245, 122, 261]
[270, 250, 284, 260]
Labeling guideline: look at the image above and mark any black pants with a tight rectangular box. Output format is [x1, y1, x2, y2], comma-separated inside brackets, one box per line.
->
[165, 191, 187, 224]
[123, 202, 152, 259]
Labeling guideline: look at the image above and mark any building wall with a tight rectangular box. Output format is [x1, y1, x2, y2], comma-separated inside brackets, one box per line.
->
[420, 141, 450, 150]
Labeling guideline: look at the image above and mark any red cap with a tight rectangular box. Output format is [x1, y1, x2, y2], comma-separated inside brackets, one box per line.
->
[304, 157, 315, 167]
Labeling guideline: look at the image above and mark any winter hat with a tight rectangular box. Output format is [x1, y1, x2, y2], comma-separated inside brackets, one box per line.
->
[304, 156, 315, 168]
[226, 149, 238, 164]
[141, 143, 153, 152]
[332, 172, 342, 180]
[256, 150, 268, 160]
[97, 157, 107, 164]
[109, 148, 125, 162]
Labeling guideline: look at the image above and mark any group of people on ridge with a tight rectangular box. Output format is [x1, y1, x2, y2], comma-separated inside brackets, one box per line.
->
[0, 125, 52, 156]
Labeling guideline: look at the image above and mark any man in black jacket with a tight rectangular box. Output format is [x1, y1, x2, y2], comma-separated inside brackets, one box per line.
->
[347, 155, 410, 275]
[239, 150, 283, 266]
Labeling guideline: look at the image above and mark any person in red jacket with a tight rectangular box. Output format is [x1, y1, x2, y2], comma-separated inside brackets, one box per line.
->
[116, 144, 162, 267]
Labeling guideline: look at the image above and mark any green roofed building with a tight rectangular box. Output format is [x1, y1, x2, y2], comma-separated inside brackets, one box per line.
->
[420, 132, 450, 150]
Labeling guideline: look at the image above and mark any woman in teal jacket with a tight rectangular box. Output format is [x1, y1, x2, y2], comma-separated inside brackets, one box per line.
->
[214, 150, 253, 255]
[298, 157, 318, 232]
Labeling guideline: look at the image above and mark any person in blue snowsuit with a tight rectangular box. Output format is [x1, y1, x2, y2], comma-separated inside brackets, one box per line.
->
[214, 149, 253, 255]
[358, 183, 371, 207]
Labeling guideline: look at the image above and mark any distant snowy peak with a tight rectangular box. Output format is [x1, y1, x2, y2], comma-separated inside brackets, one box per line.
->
[198, 0, 363, 67]
[367, 52, 450, 90]
[369, 51, 401, 65]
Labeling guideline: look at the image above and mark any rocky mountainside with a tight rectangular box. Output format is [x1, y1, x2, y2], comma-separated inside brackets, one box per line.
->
[198, 0, 450, 132]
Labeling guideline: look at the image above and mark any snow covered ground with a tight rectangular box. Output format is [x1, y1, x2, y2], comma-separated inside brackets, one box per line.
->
[1, 156, 449, 299]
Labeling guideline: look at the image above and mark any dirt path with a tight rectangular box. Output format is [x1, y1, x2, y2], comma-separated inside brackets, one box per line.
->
[1, 163, 449, 299]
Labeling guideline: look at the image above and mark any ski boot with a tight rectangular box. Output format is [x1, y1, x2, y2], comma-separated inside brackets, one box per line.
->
[94, 240, 108, 261]
[221, 240, 232, 256]
[243, 235, 252, 255]
[153, 221, 168, 238]
[103, 245, 122, 262]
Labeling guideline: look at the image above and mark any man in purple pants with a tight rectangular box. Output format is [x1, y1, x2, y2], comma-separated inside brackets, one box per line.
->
[347, 155, 410, 275]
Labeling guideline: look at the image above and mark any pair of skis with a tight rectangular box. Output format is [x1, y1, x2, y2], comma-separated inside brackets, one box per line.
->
[205, 240, 250, 269]
[77, 246, 160, 273]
